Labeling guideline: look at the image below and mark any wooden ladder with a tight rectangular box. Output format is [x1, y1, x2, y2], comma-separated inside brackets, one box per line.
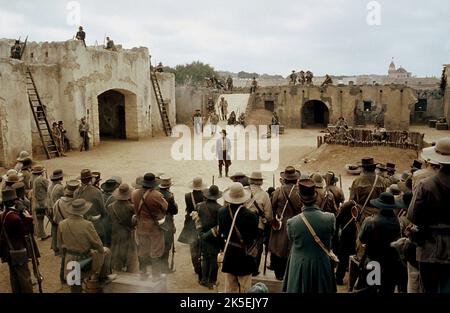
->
[26, 67, 61, 159]
[150, 70, 172, 136]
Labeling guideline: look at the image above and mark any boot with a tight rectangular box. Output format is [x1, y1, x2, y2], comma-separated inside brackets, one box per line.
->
[151, 257, 163, 282]
[139, 257, 149, 280]
[219, 166, 223, 178]
[225, 167, 229, 178]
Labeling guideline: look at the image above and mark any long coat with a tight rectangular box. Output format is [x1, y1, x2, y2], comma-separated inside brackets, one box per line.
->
[107, 200, 138, 272]
[197, 200, 222, 255]
[178, 190, 204, 244]
[57, 215, 104, 277]
[218, 205, 259, 276]
[282, 205, 336, 293]
[131, 188, 168, 258]
[268, 184, 303, 259]
[407, 170, 450, 264]
[74, 184, 107, 238]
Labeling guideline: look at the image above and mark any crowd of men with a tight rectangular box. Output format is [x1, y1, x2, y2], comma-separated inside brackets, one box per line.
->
[0, 136, 449, 293]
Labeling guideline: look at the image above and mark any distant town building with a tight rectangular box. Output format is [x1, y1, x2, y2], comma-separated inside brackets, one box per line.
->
[388, 59, 412, 79]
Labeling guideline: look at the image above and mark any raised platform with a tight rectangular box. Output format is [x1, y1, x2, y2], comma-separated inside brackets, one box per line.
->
[103, 273, 167, 293]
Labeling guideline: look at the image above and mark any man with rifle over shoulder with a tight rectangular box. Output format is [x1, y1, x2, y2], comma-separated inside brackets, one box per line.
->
[245, 172, 272, 276]
[0, 188, 42, 293]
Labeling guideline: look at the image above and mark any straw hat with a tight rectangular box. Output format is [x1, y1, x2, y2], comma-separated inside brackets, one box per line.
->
[189, 177, 207, 191]
[159, 176, 173, 189]
[223, 182, 251, 204]
[421, 138, 450, 165]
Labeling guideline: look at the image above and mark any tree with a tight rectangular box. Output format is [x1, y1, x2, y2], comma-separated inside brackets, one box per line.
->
[173, 61, 219, 86]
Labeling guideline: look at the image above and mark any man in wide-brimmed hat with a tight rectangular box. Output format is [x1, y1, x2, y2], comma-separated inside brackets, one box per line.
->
[158, 176, 179, 274]
[107, 184, 138, 273]
[31, 165, 50, 241]
[283, 179, 336, 293]
[408, 137, 450, 293]
[358, 192, 404, 293]
[349, 157, 387, 218]
[20, 158, 33, 191]
[178, 177, 207, 282]
[412, 157, 440, 191]
[74, 169, 108, 244]
[245, 171, 272, 276]
[48, 169, 64, 209]
[216, 129, 232, 178]
[0, 188, 36, 293]
[4, 173, 24, 190]
[51, 179, 79, 281]
[216, 182, 259, 293]
[14, 151, 31, 172]
[195, 185, 223, 289]
[58, 199, 113, 290]
[131, 173, 168, 281]
[12, 182, 31, 213]
[324, 171, 345, 209]
[230, 172, 249, 187]
[268, 166, 303, 280]
[311, 172, 337, 214]
[101, 176, 122, 247]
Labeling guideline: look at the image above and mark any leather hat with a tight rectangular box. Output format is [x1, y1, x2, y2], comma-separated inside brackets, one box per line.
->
[50, 169, 64, 181]
[370, 192, 403, 210]
[281, 166, 300, 181]
[142, 173, 160, 189]
[113, 184, 133, 201]
[298, 179, 317, 204]
[202, 185, 222, 200]
[2, 188, 17, 202]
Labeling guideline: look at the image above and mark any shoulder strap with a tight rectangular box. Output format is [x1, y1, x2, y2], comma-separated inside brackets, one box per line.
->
[222, 205, 244, 257]
[299, 213, 333, 259]
[248, 190, 265, 217]
[360, 175, 379, 213]
[190, 192, 197, 208]
[278, 185, 296, 220]
[227, 206, 245, 246]
[137, 190, 151, 216]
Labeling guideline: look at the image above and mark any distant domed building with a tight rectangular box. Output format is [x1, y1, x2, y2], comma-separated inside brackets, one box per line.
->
[388, 58, 412, 79]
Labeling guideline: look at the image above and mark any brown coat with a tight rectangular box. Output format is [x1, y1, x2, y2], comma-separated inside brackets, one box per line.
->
[131, 188, 168, 258]
[350, 171, 387, 216]
[268, 184, 303, 258]
[407, 170, 450, 264]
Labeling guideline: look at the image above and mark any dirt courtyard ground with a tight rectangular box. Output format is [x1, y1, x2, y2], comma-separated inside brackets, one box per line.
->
[1, 126, 448, 293]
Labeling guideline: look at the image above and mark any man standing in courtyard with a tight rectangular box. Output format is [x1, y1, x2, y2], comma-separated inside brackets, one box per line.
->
[216, 129, 232, 178]
[79, 117, 90, 151]
[219, 97, 228, 121]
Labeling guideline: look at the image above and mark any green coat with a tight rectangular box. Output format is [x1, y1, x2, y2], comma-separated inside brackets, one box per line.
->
[283, 205, 337, 293]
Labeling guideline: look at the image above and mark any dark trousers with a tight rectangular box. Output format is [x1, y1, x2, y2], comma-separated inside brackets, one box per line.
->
[419, 262, 450, 293]
[335, 253, 350, 283]
[253, 230, 265, 276]
[201, 253, 218, 286]
[190, 240, 202, 281]
[80, 132, 89, 151]
[8, 262, 33, 293]
[270, 254, 287, 281]
[161, 232, 174, 271]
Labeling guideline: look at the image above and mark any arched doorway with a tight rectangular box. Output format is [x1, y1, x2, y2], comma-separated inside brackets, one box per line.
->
[98, 90, 127, 139]
[302, 100, 329, 128]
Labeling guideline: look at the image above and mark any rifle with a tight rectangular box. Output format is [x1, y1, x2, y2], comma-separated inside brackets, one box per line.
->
[170, 241, 176, 271]
[26, 235, 43, 293]
[263, 242, 269, 276]
[339, 174, 343, 190]
[272, 174, 275, 189]
[212, 175, 215, 186]
[20, 36, 28, 60]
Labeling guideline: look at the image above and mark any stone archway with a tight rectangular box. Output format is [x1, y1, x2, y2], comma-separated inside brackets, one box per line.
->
[302, 100, 329, 128]
[96, 89, 138, 141]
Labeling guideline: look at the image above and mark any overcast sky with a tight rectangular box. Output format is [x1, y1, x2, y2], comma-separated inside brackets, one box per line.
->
[1, 0, 449, 76]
